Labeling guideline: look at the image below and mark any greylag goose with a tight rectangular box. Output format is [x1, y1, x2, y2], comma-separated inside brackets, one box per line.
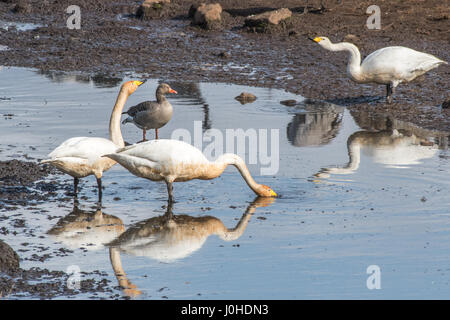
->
[122, 83, 177, 141]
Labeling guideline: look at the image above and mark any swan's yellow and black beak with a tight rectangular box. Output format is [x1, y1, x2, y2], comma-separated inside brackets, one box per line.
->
[132, 80, 146, 86]
[309, 37, 322, 43]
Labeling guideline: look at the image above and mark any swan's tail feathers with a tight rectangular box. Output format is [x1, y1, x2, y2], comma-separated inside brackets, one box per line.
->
[40, 159, 53, 164]
[121, 116, 134, 125]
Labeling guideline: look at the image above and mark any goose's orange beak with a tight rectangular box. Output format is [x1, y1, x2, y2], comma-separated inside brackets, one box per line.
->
[169, 88, 177, 94]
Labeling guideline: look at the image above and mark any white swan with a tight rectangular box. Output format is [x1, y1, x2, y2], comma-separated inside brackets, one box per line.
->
[311, 36, 447, 103]
[103, 139, 277, 202]
[41, 80, 144, 201]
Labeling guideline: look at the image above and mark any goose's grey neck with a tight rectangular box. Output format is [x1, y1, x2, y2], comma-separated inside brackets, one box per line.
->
[156, 89, 167, 103]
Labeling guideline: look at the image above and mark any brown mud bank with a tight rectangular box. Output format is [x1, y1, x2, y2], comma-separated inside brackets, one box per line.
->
[0, 0, 449, 132]
[0, 161, 117, 299]
[0, 159, 61, 211]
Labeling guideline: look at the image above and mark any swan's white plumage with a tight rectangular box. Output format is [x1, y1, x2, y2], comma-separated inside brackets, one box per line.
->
[312, 36, 447, 102]
[115, 139, 208, 165]
[47, 137, 118, 165]
[360, 46, 446, 83]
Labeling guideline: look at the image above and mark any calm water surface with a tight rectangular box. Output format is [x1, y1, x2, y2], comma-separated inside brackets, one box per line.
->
[0, 67, 449, 299]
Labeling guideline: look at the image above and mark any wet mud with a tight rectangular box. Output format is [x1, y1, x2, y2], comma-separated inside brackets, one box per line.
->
[0, 0, 449, 299]
[0, 0, 448, 131]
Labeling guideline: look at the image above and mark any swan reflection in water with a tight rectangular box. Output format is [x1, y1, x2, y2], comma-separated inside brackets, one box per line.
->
[108, 197, 275, 297]
[47, 200, 125, 251]
[315, 129, 438, 179]
[286, 101, 344, 147]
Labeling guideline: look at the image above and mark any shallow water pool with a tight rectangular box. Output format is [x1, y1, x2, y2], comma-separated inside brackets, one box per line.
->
[0, 67, 449, 299]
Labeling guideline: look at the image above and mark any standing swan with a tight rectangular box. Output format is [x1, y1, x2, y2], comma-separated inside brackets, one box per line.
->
[122, 83, 177, 141]
[103, 139, 277, 202]
[310, 36, 447, 103]
[41, 80, 144, 202]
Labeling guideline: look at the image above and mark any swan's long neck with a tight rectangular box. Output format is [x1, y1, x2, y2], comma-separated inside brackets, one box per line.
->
[218, 211, 254, 241]
[109, 247, 140, 297]
[213, 154, 263, 195]
[345, 138, 361, 170]
[109, 88, 129, 147]
[326, 41, 364, 82]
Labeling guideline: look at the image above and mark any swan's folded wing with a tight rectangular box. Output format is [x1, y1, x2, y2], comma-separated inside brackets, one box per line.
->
[114, 139, 207, 165]
[48, 137, 118, 164]
[363, 47, 445, 78]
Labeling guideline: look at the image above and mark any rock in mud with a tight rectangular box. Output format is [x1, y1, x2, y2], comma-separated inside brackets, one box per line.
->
[235, 92, 257, 104]
[191, 3, 223, 30]
[12, 0, 32, 14]
[442, 99, 450, 109]
[343, 34, 359, 43]
[280, 99, 297, 106]
[136, 0, 170, 20]
[217, 51, 230, 59]
[244, 8, 292, 32]
[0, 240, 20, 274]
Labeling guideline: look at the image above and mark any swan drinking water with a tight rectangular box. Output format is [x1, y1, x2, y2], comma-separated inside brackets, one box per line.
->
[103, 139, 277, 202]
[310, 36, 447, 103]
[41, 80, 145, 201]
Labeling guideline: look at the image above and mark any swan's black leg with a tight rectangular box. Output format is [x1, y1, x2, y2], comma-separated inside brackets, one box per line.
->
[73, 177, 79, 196]
[96, 177, 102, 203]
[386, 83, 393, 104]
[164, 200, 174, 221]
[166, 181, 174, 203]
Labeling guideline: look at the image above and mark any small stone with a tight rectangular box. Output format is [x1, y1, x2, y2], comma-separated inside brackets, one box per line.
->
[217, 51, 230, 58]
[12, 0, 32, 14]
[343, 34, 359, 43]
[442, 99, 450, 109]
[136, 0, 170, 19]
[245, 8, 292, 29]
[235, 92, 257, 104]
[0, 240, 20, 273]
[192, 3, 222, 30]
[280, 99, 297, 106]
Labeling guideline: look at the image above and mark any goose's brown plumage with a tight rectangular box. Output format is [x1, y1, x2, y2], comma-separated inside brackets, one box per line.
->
[122, 83, 177, 141]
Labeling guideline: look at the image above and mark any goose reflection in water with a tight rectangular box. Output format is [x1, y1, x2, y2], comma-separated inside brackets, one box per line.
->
[286, 101, 344, 147]
[108, 197, 275, 297]
[315, 129, 438, 179]
[47, 200, 125, 251]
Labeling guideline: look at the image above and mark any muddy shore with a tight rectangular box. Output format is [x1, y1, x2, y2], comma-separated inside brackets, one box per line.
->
[0, 0, 449, 299]
[0, 160, 117, 299]
[0, 0, 448, 132]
